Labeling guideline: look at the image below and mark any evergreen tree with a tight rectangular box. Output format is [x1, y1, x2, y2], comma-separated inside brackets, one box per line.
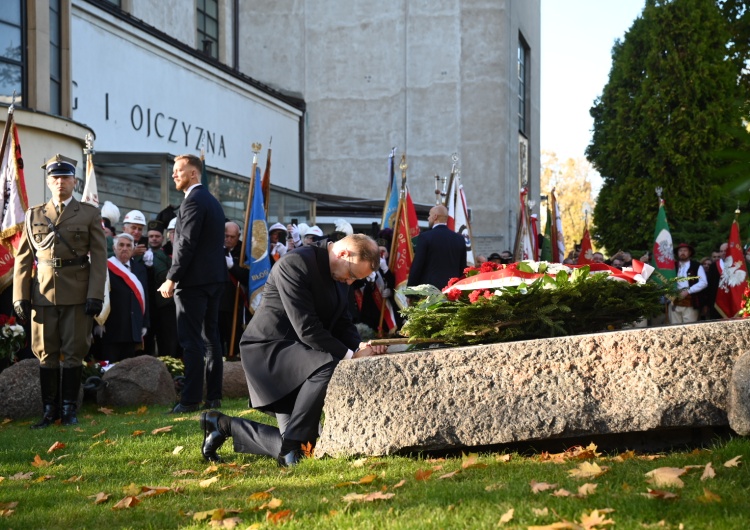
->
[587, 0, 750, 255]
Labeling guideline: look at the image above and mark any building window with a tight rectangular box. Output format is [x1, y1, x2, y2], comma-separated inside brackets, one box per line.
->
[49, 0, 61, 114]
[197, 0, 219, 59]
[102, 0, 121, 6]
[0, 0, 24, 106]
[517, 35, 529, 136]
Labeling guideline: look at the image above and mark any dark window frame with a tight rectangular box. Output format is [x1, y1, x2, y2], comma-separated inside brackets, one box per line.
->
[0, 0, 26, 107]
[49, 0, 62, 114]
[197, 0, 219, 59]
[517, 34, 530, 137]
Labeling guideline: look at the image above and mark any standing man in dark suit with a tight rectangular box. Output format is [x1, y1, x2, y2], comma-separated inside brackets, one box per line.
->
[199, 234, 388, 466]
[13, 154, 107, 428]
[158, 154, 227, 413]
[407, 204, 467, 290]
[219, 221, 249, 357]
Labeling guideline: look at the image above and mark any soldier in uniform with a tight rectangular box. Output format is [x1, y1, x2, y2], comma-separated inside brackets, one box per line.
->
[13, 154, 108, 428]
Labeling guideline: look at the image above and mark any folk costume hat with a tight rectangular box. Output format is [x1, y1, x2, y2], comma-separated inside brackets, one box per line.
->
[42, 154, 77, 177]
[674, 242, 695, 257]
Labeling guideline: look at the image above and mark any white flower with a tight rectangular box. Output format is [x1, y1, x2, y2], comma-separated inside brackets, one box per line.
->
[9, 324, 24, 336]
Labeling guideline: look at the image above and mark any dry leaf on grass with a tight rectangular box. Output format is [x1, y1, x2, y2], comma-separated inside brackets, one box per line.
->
[199, 476, 220, 488]
[642, 488, 679, 500]
[131, 430, 145, 437]
[531, 507, 549, 517]
[552, 488, 573, 497]
[137, 486, 172, 498]
[266, 509, 293, 524]
[9, 471, 33, 480]
[248, 491, 272, 502]
[136, 406, 148, 414]
[88, 492, 110, 504]
[415, 469, 433, 481]
[530, 480, 558, 494]
[47, 441, 65, 453]
[527, 521, 578, 529]
[62, 475, 84, 483]
[31, 455, 51, 468]
[258, 498, 283, 510]
[92, 430, 107, 438]
[151, 425, 173, 435]
[645, 467, 686, 488]
[391, 479, 406, 489]
[173, 446, 184, 455]
[172, 469, 197, 476]
[724, 455, 742, 468]
[697, 488, 721, 503]
[568, 461, 608, 479]
[112, 496, 140, 510]
[461, 453, 487, 469]
[700, 462, 715, 481]
[496, 454, 512, 462]
[579, 509, 615, 530]
[438, 470, 460, 480]
[578, 483, 598, 496]
[98, 407, 115, 415]
[498, 508, 514, 524]
[341, 491, 395, 502]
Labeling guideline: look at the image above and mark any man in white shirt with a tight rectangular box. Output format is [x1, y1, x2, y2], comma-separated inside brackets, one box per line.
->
[670, 242, 707, 324]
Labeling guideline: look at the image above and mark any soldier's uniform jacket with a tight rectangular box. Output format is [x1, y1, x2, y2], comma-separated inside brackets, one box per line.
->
[13, 198, 107, 306]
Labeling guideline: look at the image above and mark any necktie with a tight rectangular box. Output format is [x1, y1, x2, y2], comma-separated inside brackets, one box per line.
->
[58, 202, 65, 216]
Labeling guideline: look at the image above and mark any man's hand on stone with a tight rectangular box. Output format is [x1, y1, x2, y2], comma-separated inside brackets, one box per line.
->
[353, 341, 389, 358]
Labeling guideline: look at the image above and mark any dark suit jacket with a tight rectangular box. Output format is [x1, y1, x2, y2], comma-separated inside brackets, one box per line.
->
[167, 185, 227, 287]
[240, 243, 360, 408]
[103, 258, 149, 343]
[220, 244, 250, 313]
[407, 224, 467, 290]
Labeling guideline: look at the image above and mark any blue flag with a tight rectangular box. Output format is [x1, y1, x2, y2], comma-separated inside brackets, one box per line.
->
[245, 167, 270, 313]
[381, 150, 399, 229]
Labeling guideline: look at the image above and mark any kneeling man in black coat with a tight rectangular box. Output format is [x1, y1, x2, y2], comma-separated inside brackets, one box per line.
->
[200, 234, 389, 466]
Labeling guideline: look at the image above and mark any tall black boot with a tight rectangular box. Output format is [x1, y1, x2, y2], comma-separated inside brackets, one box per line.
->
[31, 367, 60, 429]
[61, 366, 83, 426]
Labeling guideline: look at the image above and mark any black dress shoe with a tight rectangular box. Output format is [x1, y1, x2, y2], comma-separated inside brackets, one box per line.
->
[277, 450, 302, 468]
[200, 410, 227, 462]
[167, 402, 200, 414]
[202, 399, 222, 409]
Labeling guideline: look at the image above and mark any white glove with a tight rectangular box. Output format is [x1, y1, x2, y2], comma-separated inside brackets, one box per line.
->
[141, 327, 148, 338]
[93, 324, 105, 338]
[367, 271, 377, 282]
[273, 242, 287, 256]
[382, 288, 392, 298]
[288, 224, 301, 245]
[380, 257, 389, 273]
[226, 254, 234, 268]
[143, 249, 154, 267]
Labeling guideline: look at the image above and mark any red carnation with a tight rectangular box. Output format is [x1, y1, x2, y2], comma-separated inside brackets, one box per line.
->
[447, 277, 460, 288]
[446, 288, 462, 301]
[468, 290, 482, 303]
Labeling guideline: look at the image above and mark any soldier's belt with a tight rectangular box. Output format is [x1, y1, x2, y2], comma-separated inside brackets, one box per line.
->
[38, 256, 90, 268]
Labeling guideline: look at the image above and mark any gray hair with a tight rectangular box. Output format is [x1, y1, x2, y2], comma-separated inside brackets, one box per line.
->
[113, 233, 135, 244]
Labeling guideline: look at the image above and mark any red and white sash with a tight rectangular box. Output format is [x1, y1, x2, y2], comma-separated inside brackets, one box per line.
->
[107, 257, 145, 315]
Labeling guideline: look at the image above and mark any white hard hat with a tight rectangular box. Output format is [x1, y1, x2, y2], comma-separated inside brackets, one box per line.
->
[297, 222, 310, 237]
[269, 222, 287, 233]
[123, 210, 146, 225]
[307, 225, 324, 237]
[167, 218, 176, 230]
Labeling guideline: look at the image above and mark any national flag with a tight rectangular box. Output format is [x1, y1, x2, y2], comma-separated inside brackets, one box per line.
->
[261, 141, 272, 214]
[513, 188, 535, 261]
[244, 166, 271, 313]
[389, 189, 418, 309]
[81, 150, 99, 207]
[540, 205, 553, 262]
[446, 175, 475, 266]
[82, 147, 110, 325]
[651, 198, 676, 285]
[0, 111, 29, 292]
[550, 188, 565, 262]
[381, 149, 399, 229]
[715, 219, 748, 318]
[530, 214, 540, 261]
[577, 226, 593, 264]
[372, 275, 397, 334]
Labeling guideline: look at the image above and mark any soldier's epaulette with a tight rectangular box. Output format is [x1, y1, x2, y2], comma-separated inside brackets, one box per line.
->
[78, 202, 99, 211]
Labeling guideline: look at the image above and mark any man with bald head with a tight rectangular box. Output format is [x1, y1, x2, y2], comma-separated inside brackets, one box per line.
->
[219, 221, 250, 359]
[407, 204, 468, 291]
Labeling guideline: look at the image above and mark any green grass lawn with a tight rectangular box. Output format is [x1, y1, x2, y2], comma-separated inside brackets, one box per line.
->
[1, 398, 748, 529]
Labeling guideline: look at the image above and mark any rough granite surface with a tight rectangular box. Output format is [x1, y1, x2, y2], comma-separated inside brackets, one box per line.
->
[316, 319, 750, 457]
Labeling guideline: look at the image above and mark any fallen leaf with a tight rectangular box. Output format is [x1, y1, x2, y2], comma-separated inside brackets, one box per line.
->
[415, 469, 433, 481]
[210, 516, 242, 528]
[137, 486, 171, 498]
[301, 441, 314, 458]
[484, 482, 505, 491]
[552, 488, 573, 497]
[342, 491, 395, 502]
[568, 461, 608, 479]
[200, 476, 220, 488]
[266, 509, 293, 524]
[31, 455, 51, 468]
[461, 453, 479, 468]
[438, 470, 460, 480]
[112, 496, 140, 509]
[132, 430, 145, 437]
[89, 492, 110, 504]
[122, 483, 140, 496]
[612, 449, 636, 462]
[579, 509, 614, 530]
[498, 507, 514, 524]
[391, 479, 406, 489]
[0, 509, 14, 517]
[151, 425, 173, 435]
[47, 441, 66, 453]
[259, 498, 283, 510]
[645, 467, 686, 488]
[137, 406, 148, 414]
[496, 454, 511, 462]
[530, 480, 558, 494]
[98, 407, 115, 415]
[357, 474, 377, 485]
[203, 464, 220, 474]
[0, 502, 18, 510]
[193, 509, 219, 521]
[697, 488, 721, 503]
[9, 471, 33, 480]
[351, 457, 368, 467]
[173, 446, 184, 455]
[578, 483, 598, 496]
[700, 462, 715, 481]
[92, 430, 107, 438]
[642, 488, 679, 500]
[248, 491, 272, 501]
[531, 507, 549, 517]
[527, 522, 577, 530]
[173, 469, 197, 476]
[34, 475, 54, 483]
[723, 455, 742, 468]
